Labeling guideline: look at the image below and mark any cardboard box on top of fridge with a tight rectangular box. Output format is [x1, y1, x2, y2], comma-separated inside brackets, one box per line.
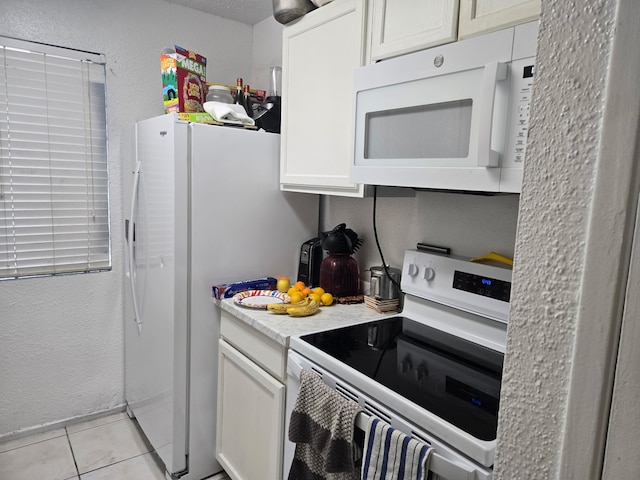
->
[161, 46, 207, 114]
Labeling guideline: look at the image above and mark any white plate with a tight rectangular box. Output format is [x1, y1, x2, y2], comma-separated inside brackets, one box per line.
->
[232, 290, 290, 309]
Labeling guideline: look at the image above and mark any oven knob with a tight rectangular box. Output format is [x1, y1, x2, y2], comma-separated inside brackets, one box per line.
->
[423, 267, 435, 281]
[400, 357, 412, 374]
[407, 263, 419, 277]
[415, 365, 428, 382]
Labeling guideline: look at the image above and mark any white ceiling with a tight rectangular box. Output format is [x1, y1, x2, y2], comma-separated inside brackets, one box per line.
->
[167, 0, 274, 25]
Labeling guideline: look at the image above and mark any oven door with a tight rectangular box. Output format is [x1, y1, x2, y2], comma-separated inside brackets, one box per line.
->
[351, 26, 515, 192]
[284, 350, 492, 480]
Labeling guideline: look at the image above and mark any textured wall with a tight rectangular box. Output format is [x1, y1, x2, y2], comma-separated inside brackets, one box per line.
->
[0, 0, 253, 437]
[252, 17, 284, 96]
[494, 0, 617, 477]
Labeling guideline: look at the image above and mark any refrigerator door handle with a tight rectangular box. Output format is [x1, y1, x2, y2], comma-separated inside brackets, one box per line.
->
[128, 160, 143, 333]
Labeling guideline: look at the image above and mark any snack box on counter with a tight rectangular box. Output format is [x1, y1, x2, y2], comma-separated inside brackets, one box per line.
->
[212, 277, 277, 299]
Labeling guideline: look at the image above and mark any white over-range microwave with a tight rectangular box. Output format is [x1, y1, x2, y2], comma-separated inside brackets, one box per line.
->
[351, 22, 538, 193]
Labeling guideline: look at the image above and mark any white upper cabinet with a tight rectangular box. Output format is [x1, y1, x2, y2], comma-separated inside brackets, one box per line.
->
[279, 0, 538, 196]
[458, 0, 540, 39]
[368, 0, 458, 63]
[280, 0, 366, 197]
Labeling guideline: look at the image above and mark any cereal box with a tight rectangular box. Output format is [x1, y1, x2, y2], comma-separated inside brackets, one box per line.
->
[161, 46, 207, 114]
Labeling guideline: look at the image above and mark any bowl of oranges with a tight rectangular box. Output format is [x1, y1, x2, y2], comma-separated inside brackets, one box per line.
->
[278, 278, 333, 306]
[267, 277, 334, 317]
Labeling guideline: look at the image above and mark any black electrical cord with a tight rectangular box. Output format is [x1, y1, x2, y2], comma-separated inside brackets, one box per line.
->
[371, 347, 388, 380]
[373, 186, 402, 290]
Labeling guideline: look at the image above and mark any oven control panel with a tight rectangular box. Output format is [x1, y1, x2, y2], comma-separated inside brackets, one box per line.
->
[401, 249, 512, 323]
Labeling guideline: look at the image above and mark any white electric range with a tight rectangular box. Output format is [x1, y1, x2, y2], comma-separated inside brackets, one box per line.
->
[284, 249, 512, 480]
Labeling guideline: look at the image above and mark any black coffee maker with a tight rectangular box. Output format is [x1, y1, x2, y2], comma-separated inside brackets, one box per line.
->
[255, 66, 281, 133]
[319, 223, 363, 297]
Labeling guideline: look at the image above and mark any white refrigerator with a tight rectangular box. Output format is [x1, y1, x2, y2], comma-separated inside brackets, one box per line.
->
[125, 114, 319, 479]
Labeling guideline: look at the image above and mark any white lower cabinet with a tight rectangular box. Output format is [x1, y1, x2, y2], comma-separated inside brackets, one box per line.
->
[217, 312, 287, 480]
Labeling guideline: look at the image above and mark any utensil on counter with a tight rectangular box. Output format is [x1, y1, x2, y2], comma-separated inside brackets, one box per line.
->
[319, 223, 363, 297]
[369, 265, 401, 300]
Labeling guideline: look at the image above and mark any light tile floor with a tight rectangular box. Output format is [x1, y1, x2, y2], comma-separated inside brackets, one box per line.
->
[0, 412, 183, 479]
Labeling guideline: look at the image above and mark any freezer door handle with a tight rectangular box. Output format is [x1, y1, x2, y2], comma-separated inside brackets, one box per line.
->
[127, 161, 143, 333]
[124, 219, 135, 242]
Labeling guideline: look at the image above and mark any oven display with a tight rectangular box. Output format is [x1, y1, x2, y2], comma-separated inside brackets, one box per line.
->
[453, 270, 511, 302]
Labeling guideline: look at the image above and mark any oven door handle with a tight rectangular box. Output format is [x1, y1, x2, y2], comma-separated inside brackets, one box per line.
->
[430, 452, 476, 480]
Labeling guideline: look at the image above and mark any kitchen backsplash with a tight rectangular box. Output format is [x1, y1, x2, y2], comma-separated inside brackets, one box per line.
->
[320, 189, 520, 280]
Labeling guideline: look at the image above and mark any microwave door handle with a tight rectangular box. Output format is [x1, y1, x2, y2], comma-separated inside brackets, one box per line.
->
[477, 62, 507, 167]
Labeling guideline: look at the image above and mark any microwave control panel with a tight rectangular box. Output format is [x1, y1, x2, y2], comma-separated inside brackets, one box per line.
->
[508, 57, 535, 165]
[514, 62, 535, 163]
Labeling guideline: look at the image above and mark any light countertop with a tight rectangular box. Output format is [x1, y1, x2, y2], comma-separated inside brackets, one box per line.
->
[218, 298, 391, 346]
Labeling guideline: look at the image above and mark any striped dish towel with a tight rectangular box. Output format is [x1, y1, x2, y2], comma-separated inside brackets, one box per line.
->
[361, 416, 433, 480]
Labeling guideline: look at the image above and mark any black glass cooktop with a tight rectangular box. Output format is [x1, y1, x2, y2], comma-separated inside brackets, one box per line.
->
[299, 316, 504, 441]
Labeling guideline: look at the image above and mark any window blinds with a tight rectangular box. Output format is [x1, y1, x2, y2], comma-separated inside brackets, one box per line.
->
[0, 37, 110, 279]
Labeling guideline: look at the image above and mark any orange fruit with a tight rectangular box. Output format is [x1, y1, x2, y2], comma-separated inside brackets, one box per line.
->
[302, 287, 313, 296]
[320, 293, 334, 306]
[289, 292, 305, 304]
[294, 280, 306, 291]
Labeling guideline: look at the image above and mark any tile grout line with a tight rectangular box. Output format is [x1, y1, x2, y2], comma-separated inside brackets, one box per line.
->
[74, 450, 158, 477]
[65, 427, 81, 479]
[0, 432, 66, 454]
